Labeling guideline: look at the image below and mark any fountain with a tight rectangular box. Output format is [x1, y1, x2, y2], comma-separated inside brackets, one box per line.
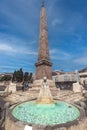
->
[36, 77, 54, 104]
[11, 77, 80, 127]
[4, 2, 84, 129]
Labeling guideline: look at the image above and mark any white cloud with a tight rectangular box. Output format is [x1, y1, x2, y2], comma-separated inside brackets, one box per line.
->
[74, 56, 87, 65]
[0, 43, 37, 56]
[0, 44, 15, 52]
[52, 19, 62, 26]
[0, 65, 18, 69]
[0, 33, 37, 56]
[50, 49, 72, 60]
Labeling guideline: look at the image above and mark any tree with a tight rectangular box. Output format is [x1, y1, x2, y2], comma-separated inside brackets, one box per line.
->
[12, 68, 33, 83]
[24, 72, 29, 82]
[0, 75, 12, 82]
[12, 70, 16, 82]
[12, 68, 23, 82]
[16, 68, 23, 82]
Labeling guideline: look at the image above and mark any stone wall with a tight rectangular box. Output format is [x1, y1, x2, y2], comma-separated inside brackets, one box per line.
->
[5, 116, 87, 130]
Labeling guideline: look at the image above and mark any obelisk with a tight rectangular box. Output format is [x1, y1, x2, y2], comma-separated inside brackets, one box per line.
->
[35, 1, 52, 80]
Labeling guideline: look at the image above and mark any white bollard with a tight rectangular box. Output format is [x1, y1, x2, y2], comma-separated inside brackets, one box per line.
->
[24, 125, 32, 130]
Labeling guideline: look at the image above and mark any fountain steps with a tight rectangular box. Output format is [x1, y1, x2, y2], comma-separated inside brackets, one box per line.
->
[59, 95, 83, 103]
[5, 90, 84, 106]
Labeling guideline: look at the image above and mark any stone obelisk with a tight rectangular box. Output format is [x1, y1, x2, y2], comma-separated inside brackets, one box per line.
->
[35, 1, 52, 80]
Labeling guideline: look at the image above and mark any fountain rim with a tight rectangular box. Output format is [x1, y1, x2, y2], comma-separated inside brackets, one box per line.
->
[9, 98, 83, 128]
[9, 98, 84, 128]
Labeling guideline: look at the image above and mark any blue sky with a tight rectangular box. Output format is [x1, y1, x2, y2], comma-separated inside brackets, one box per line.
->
[0, 0, 87, 73]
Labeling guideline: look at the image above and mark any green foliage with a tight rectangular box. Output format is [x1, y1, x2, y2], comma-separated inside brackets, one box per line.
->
[12, 70, 17, 82]
[12, 68, 23, 82]
[0, 75, 12, 81]
[24, 72, 33, 83]
[12, 68, 33, 83]
[24, 72, 29, 82]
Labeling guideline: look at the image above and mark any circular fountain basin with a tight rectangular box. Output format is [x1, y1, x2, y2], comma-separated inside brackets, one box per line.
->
[12, 101, 80, 126]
